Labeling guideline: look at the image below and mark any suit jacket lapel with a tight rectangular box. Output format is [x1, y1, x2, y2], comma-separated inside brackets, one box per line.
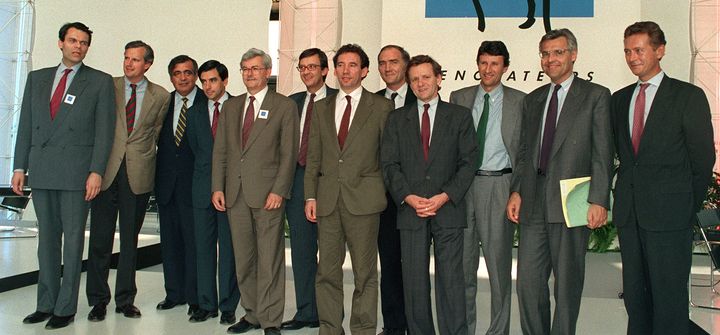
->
[616, 86, 634, 160]
[243, 92, 272, 153]
[638, 76, 671, 157]
[342, 89, 373, 152]
[428, 102, 448, 164]
[549, 82, 582, 161]
[38, 69, 55, 141]
[404, 104, 424, 164]
[500, 87, 518, 151]
[49, 66, 89, 135]
[528, 89, 549, 169]
[133, 83, 159, 135]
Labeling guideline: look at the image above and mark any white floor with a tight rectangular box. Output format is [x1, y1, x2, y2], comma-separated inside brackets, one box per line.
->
[1, 242, 719, 334]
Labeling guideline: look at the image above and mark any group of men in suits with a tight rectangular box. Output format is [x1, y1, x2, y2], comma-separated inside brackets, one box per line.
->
[11, 19, 714, 335]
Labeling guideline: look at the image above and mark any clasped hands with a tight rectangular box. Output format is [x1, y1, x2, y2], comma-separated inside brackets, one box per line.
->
[404, 192, 449, 218]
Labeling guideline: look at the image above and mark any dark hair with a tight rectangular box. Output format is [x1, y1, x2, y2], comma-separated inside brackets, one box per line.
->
[624, 21, 667, 48]
[406, 54, 442, 78]
[300, 48, 329, 81]
[58, 22, 93, 46]
[378, 44, 410, 65]
[333, 44, 370, 69]
[539, 28, 578, 52]
[476, 41, 510, 67]
[198, 60, 229, 81]
[124, 40, 154, 64]
[167, 55, 198, 76]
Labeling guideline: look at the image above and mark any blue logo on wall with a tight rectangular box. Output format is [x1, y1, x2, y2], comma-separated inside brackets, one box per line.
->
[426, 0, 594, 32]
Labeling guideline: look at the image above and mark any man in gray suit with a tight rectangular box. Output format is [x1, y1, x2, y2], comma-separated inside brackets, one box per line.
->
[382, 55, 477, 335]
[506, 29, 613, 335]
[450, 41, 524, 335]
[86, 40, 169, 321]
[12, 22, 115, 330]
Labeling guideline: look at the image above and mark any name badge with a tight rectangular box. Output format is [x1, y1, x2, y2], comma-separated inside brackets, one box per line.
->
[64, 94, 76, 105]
[258, 110, 269, 119]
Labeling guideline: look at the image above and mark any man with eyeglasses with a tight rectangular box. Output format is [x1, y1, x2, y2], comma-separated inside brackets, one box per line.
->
[374, 44, 415, 335]
[506, 28, 613, 335]
[211, 48, 298, 335]
[280, 48, 337, 331]
[13, 21, 115, 330]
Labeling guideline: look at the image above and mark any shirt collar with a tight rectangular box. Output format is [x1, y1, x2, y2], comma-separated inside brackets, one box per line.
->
[208, 92, 229, 109]
[58, 62, 82, 74]
[308, 85, 327, 100]
[553, 74, 575, 93]
[124, 76, 147, 89]
[417, 95, 439, 110]
[337, 86, 363, 103]
[249, 85, 269, 104]
[479, 84, 503, 102]
[638, 71, 664, 88]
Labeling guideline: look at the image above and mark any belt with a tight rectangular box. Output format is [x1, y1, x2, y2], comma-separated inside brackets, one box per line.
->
[475, 168, 512, 176]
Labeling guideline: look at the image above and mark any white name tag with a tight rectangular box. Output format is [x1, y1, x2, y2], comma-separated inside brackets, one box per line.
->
[64, 94, 76, 104]
[258, 110, 269, 119]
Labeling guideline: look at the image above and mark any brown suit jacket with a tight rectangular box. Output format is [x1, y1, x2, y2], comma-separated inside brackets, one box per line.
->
[304, 88, 394, 216]
[212, 90, 299, 208]
[101, 76, 170, 194]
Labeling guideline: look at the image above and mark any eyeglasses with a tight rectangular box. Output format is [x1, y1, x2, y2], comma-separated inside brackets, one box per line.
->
[297, 64, 321, 72]
[241, 66, 267, 74]
[539, 49, 571, 59]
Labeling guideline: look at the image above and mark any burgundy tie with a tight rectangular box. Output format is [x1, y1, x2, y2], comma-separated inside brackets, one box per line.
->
[421, 103, 431, 161]
[50, 69, 72, 120]
[538, 84, 562, 174]
[126, 83, 137, 134]
[242, 96, 255, 148]
[631, 83, 650, 155]
[338, 95, 352, 150]
[298, 93, 316, 166]
[211, 101, 220, 139]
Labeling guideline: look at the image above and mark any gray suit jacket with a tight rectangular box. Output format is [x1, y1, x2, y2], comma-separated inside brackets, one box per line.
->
[102, 76, 169, 194]
[14, 64, 116, 190]
[212, 90, 299, 209]
[304, 88, 394, 216]
[381, 100, 478, 230]
[510, 77, 613, 224]
[449, 84, 525, 169]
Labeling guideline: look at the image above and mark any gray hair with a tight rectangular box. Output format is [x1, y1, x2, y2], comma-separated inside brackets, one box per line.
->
[241, 48, 272, 69]
[539, 28, 578, 52]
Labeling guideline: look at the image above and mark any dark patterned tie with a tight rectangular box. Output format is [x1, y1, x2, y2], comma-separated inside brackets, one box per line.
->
[421, 103, 431, 161]
[242, 96, 256, 148]
[476, 93, 490, 167]
[174, 97, 189, 146]
[538, 84, 562, 173]
[337, 95, 352, 149]
[631, 83, 649, 155]
[50, 68, 72, 120]
[126, 83, 137, 134]
[298, 93, 316, 166]
[211, 101, 220, 139]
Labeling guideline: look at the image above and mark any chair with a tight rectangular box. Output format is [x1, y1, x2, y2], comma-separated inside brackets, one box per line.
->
[690, 208, 720, 310]
[0, 184, 36, 238]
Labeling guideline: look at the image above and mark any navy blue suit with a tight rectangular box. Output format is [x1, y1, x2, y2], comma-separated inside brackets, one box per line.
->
[286, 86, 337, 323]
[155, 87, 206, 305]
[185, 93, 240, 314]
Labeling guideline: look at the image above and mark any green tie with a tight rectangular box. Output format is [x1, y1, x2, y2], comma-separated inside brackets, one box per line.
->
[477, 93, 490, 168]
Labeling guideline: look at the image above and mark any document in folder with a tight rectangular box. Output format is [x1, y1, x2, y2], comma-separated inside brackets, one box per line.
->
[559, 177, 613, 228]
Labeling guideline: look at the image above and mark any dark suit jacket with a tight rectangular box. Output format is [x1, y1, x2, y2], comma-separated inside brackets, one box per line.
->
[103, 77, 169, 194]
[211, 90, 299, 209]
[304, 88, 394, 216]
[381, 100, 478, 230]
[511, 77, 614, 224]
[612, 75, 714, 231]
[14, 64, 115, 190]
[186, 93, 231, 209]
[155, 87, 207, 206]
[449, 84, 525, 169]
[376, 86, 417, 108]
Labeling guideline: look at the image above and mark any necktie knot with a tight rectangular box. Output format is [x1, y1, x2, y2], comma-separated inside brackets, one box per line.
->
[130, 83, 137, 90]
[63, 68, 72, 76]
[391, 92, 398, 101]
[639, 83, 649, 93]
[553, 84, 562, 94]
[423, 103, 430, 112]
[310, 93, 316, 101]
[249, 96, 256, 103]
[483, 93, 490, 102]
[214, 101, 220, 108]
[182, 97, 188, 104]
[345, 95, 351, 104]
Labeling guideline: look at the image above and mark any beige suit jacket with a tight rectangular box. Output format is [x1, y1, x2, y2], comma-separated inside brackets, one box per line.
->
[304, 88, 393, 216]
[101, 76, 170, 194]
[212, 90, 299, 208]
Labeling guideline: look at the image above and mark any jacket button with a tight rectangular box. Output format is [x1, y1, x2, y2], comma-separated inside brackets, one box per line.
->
[339, 159, 343, 163]
[425, 176, 430, 180]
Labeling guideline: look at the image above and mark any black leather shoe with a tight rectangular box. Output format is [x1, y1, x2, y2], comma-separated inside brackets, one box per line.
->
[44, 315, 74, 329]
[220, 311, 237, 325]
[115, 304, 141, 318]
[264, 327, 281, 335]
[189, 308, 218, 322]
[156, 299, 185, 310]
[227, 318, 260, 334]
[22, 311, 52, 324]
[87, 303, 107, 321]
[187, 304, 199, 316]
[281, 319, 320, 330]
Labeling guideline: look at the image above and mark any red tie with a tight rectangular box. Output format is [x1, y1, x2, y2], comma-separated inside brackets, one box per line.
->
[211, 101, 220, 139]
[421, 103, 431, 161]
[298, 93, 315, 166]
[126, 83, 137, 134]
[338, 95, 352, 150]
[631, 83, 649, 155]
[50, 68, 72, 120]
[242, 96, 256, 148]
